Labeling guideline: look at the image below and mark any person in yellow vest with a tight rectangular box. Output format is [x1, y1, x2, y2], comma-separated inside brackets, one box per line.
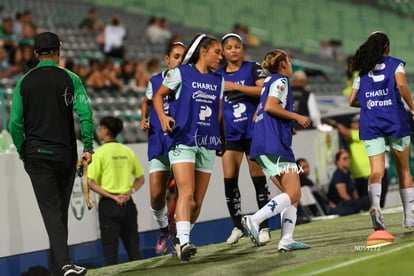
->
[335, 114, 388, 207]
[87, 116, 145, 266]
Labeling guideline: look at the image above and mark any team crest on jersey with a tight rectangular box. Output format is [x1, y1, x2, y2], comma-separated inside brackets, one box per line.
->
[277, 78, 287, 91]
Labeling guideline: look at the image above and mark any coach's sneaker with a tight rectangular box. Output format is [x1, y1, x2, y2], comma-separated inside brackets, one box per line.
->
[180, 242, 197, 262]
[369, 208, 386, 231]
[278, 238, 310, 252]
[171, 237, 180, 258]
[403, 219, 414, 232]
[242, 215, 260, 246]
[259, 228, 271, 244]
[226, 227, 244, 245]
[61, 264, 86, 276]
[155, 231, 170, 256]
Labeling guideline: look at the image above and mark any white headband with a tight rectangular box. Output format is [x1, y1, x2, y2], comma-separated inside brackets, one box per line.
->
[182, 34, 206, 65]
[221, 33, 242, 44]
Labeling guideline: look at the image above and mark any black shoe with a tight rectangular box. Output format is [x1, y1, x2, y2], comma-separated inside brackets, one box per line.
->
[61, 264, 87, 276]
[180, 242, 197, 262]
[171, 237, 180, 258]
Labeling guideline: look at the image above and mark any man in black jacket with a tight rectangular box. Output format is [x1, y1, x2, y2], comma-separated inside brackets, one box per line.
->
[9, 31, 94, 276]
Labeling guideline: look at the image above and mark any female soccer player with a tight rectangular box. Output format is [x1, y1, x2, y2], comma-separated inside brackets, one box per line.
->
[242, 49, 311, 252]
[349, 31, 414, 231]
[140, 41, 186, 255]
[153, 33, 224, 261]
[216, 33, 270, 245]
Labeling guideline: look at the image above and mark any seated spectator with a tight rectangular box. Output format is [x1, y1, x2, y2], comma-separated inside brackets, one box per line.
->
[296, 158, 328, 216]
[86, 59, 106, 90]
[77, 63, 89, 84]
[159, 17, 172, 43]
[13, 12, 24, 37]
[18, 23, 35, 47]
[329, 39, 344, 62]
[79, 7, 99, 32]
[146, 57, 161, 75]
[21, 10, 38, 34]
[1, 17, 17, 52]
[145, 17, 171, 44]
[64, 58, 77, 72]
[326, 149, 370, 216]
[20, 44, 37, 70]
[104, 16, 127, 59]
[101, 59, 124, 90]
[0, 46, 24, 82]
[291, 70, 322, 130]
[0, 44, 11, 73]
[128, 59, 150, 93]
[120, 60, 135, 85]
[318, 39, 332, 59]
[95, 21, 105, 51]
[232, 23, 260, 47]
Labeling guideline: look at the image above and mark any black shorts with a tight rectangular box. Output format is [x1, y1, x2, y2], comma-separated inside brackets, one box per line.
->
[225, 139, 252, 154]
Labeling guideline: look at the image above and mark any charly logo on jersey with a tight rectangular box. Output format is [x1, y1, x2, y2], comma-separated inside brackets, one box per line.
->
[71, 176, 85, 220]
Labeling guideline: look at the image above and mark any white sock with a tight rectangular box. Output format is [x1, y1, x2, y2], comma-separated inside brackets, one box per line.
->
[280, 205, 297, 241]
[252, 193, 291, 225]
[399, 187, 414, 224]
[368, 183, 381, 211]
[176, 221, 191, 246]
[150, 206, 169, 229]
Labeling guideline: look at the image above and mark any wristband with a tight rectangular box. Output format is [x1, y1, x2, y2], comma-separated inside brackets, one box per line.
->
[131, 187, 136, 193]
[83, 149, 94, 154]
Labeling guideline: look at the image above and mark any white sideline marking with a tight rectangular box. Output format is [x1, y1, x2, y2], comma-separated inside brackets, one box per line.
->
[306, 242, 414, 275]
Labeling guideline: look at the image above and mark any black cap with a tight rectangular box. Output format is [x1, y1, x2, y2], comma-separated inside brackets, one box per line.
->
[34, 32, 61, 55]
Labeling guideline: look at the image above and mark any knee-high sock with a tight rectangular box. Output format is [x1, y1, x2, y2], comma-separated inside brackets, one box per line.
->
[368, 183, 381, 211]
[252, 176, 270, 229]
[280, 205, 297, 241]
[224, 178, 242, 229]
[252, 193, 291, 225]
[399, 187, 414, 224]
[176, 221, 191, 246]
[150, 206, 169, 230]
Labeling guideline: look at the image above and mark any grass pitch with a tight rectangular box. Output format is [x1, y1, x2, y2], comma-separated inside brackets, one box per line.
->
[87, 207, 414, 276]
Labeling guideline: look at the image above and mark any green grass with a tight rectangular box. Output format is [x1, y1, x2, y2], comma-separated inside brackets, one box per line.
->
[87, 208, 414, 275]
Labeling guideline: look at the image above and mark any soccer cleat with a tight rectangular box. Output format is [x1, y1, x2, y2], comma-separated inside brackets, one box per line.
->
[155, 231, 170, 256]
[369, 208, 386, 231]
[226, 227, 244, 245]
[180, 243, 197, 262]
[278, 239, 310, 252]
[259, 228, 271, 244]
[171, 237, 180, 258]
[61, 264, 87, 276]
[242, 215, 261, 246]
